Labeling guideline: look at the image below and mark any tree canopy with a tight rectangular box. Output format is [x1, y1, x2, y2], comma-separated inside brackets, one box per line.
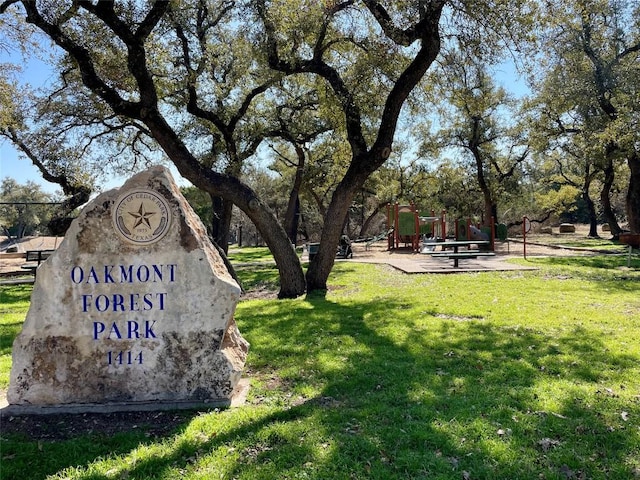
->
[1, 0, 637, 297]
[0, 178, 58, 239]
[527, 0, 640, 235]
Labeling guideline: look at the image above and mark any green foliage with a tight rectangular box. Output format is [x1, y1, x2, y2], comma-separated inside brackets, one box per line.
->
[533, 184, 580, 215]
[181, 186, 213, 234]
[0, 178, 57, 238]
[526, 0, 640, 227]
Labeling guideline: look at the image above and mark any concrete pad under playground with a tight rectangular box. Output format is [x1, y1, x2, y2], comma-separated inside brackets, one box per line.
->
[347, 253, 539, 274]
[335, 239, 542, 274]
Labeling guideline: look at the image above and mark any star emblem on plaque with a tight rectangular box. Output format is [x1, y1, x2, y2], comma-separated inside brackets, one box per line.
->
[112, 189, 172, 245]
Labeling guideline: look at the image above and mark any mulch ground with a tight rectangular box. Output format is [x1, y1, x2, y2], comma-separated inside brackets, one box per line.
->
[1, 409, 202, 440]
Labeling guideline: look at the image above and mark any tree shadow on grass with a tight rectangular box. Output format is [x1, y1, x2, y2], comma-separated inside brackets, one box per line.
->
[0, 284, 33, 305]
[2, 293, 639, 479]
[0, 321, 23, 354]
[227, 294, 638, 479]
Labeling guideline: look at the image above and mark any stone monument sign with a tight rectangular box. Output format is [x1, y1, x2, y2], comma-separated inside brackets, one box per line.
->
[8, 166, 249, 410]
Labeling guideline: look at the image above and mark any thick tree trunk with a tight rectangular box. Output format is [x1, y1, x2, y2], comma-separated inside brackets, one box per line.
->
[306, 182, 356, 292]
[210, 195, 233, 254]
[600, 159, 622, 238]
[257, 0, 444, 293]
[304, 23, 444, 291]
[304, 149, 394, 292]
[626, 151, 640, 233]
[203, 181, 305, 299]
[582, 187, 599, 238]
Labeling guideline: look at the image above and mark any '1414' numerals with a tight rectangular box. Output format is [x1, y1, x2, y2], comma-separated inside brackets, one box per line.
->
[107, 350, 143, 365]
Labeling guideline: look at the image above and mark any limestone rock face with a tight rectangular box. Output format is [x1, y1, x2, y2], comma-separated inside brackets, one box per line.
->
[8, 166, 248, 406]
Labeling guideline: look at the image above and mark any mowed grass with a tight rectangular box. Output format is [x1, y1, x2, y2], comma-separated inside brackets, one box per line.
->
[1, 252, 639, 479]
[0, 283, 32, 391]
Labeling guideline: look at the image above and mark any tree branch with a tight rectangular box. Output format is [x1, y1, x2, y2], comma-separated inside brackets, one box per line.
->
[21, 3, 141, 117]
[256, 0, 368, 157]
[0, 0, 18, 14]
[362, 0, 443, 46]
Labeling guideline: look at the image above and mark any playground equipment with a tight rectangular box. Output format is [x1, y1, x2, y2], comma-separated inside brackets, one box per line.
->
[386, 204, 508, 254]
[387, 203, 446, 252]
[419, 210, 447, 242]
[454, 217, 509, 252]
[455, 218, 492, 250]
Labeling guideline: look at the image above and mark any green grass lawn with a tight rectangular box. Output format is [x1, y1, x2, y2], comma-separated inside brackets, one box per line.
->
[1, 253, 639, 479]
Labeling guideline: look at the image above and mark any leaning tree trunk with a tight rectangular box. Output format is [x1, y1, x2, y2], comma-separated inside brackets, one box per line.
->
[20, 2, 306, 298]
[306, 182, 357, 292]
[600, 159, 622, 238]
[626, 151, 640, 233]
[144, 114, 306, 298]
[359, 202, 387, 238]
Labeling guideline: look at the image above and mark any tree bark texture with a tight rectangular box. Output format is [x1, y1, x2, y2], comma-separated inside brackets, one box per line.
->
[210, 194, 233, 254]
[599, 159, 622, 237]
[627, 152, 640, 233]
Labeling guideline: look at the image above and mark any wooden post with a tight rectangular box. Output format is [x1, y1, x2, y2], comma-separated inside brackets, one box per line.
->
[522, 216, 531, 260]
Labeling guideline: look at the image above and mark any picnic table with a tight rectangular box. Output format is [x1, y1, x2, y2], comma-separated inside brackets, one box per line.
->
[420, 240, 495, 268]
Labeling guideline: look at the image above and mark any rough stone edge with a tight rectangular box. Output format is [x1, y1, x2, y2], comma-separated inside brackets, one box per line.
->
[0, 379, 249, 417]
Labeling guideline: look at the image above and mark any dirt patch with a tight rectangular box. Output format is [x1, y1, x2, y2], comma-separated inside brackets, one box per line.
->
[240, 287, 279, 300]
[1, 409, 198, 440]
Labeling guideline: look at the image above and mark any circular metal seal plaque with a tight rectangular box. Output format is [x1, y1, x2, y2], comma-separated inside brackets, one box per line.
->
[112, 189, 172, 245]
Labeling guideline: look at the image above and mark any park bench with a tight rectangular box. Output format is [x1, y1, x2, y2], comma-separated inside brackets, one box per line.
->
[21, 249, 55, 276]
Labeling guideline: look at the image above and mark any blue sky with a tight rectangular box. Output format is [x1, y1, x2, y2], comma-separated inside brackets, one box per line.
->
[0, 50, 155, 195]
[1, 142, 65, 194]
[1, 55, 61, 194]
